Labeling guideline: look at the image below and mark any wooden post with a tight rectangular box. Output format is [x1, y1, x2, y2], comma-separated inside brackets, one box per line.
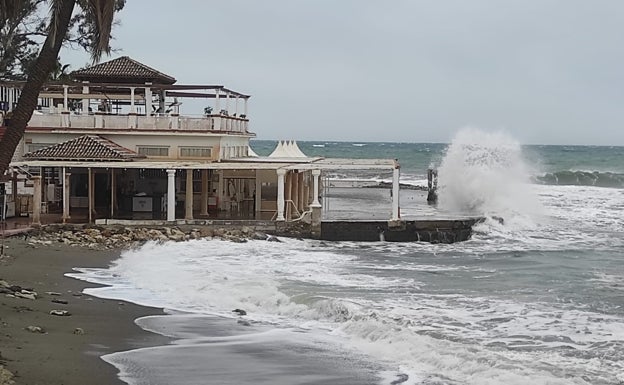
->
[110, 168, 115, 219]
[292, 171, 299, 213]
[185, 170, 193, 220]
[285, 171, 292, 220]
[32, 176, 41, 225]
[88, 168, 93, 223]
[62, 168, 71, 222]
[298, 172, 305, 212]
[200, 169, 208, 216]
[11, 171, 18, 216]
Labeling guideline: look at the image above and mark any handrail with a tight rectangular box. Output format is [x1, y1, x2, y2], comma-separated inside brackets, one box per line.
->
[271, 200, 304, 222]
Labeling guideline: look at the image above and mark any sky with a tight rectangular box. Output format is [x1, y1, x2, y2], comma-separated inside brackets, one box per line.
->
[60, 0, 624, 145]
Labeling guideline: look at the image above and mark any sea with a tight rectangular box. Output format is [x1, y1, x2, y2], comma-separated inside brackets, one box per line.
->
[69, 128, 624, 385]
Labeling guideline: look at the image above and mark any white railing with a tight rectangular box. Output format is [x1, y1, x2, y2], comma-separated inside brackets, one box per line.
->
[26, 112, 249, 133]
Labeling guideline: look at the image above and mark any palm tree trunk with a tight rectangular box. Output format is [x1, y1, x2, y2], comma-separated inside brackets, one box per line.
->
[0, 0, 76, 174]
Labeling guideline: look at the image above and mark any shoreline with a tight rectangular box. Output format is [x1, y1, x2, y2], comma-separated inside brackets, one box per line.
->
[0, 237, 168, 385]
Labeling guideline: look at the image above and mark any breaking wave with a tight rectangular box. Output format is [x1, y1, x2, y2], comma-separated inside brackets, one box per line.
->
[535, 170, 624, 188]
[436, 128, 540, 223]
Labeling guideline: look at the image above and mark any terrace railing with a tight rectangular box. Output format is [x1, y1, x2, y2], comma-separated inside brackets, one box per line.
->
[26, 112, 249, 134]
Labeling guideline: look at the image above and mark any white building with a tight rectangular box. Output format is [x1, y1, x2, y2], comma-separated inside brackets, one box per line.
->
[1, 56, 400, 225]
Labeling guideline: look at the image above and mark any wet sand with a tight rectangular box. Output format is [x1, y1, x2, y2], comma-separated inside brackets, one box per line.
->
[0, 237, 167, 385]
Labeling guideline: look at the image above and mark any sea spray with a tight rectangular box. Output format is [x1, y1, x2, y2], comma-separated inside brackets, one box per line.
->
[437, 128, 540, 225]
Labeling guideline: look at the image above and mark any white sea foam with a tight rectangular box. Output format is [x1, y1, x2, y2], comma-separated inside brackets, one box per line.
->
[71, 229, 624, 384]
[437, 128, 541, 228]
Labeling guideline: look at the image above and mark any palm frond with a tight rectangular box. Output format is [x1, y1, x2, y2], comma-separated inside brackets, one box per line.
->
[85, 0, 114, 63]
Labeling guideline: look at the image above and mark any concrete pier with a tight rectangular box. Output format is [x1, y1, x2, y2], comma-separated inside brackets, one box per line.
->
[320, 218, 483, 243]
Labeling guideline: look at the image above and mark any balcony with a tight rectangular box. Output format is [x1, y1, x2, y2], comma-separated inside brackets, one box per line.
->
[26, 112, 250, 134]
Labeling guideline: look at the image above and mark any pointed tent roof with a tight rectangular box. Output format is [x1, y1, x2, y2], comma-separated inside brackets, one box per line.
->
[24, 135, 146, 161]
[269, 140, 308, 158]
[70, 56, 177, 85]
[247, 145, 259, 157]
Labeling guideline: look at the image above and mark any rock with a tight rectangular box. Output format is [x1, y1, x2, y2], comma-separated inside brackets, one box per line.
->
[252, 232, 267, 240]
[20, 289, 37, 298]
[237, 319, 251, 326]
[25, 325, 45, 333]
[266, 235, 282, 243]
[8, 285, 21, 292]
[0, 280, 9, 288]
[199, 228, 214, 237]
[232, 308, 247, 316]
[45, 292, 62, 296]
[51, 298, 68, 305]
[50, 310, 71, 316]
[491, 216, 505, 225]
[73, 328, 85, 335]
[0, 365, 15, 385]
[14, 292, 36, 300]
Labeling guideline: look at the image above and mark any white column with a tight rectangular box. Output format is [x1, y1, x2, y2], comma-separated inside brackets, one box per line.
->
[244, 98, 248, 116]
[145, 83, 152, 115]
[225, 91, 230, 114]
[215, 88, 220, 113]
[8, 86, 13, 111]
[276, 169, 286, 221]
[62, 168, 70, 222]
[129, 87, 136, 113]
[392, 167, 400, 220]
[82, 81, 89, 113]
[63, 85, 68, 111]
[215, 88, 222, 130]
[311, 169, 321, 207]
[166, 169, 176, 221]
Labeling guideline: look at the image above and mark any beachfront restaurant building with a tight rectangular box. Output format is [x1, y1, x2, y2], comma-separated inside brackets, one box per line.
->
[0, 56, 401, 225]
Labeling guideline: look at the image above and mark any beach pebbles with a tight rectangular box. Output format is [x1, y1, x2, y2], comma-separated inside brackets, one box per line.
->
[49, 310, 71, 316]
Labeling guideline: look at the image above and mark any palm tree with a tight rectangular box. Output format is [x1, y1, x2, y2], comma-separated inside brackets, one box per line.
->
[0, 0, 116, 174]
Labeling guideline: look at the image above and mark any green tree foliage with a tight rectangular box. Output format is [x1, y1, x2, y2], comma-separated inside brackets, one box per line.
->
[0, 0, 124, 174]
[0, 0, 126, 80]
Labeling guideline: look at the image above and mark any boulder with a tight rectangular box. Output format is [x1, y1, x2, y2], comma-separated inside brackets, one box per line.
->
[232, 308, 247, 316]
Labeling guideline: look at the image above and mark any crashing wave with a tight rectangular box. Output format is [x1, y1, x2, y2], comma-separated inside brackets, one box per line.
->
[534, 171, 624, 188]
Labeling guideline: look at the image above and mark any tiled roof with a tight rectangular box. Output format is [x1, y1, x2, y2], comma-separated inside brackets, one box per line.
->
[24, 135, 146, 161]
[70, 56, 177, 84]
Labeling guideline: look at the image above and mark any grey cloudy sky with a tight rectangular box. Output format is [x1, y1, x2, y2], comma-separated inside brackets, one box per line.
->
[61, 0, 624, 145]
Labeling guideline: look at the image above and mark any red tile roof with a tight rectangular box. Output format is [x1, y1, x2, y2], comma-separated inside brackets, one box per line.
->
[70, 56, 177, 85]
[24, 135, 146, 161]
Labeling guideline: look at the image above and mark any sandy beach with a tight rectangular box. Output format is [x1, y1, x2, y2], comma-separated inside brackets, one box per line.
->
[0, 236, 167, 385]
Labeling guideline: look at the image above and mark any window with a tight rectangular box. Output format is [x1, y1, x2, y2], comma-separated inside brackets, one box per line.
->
[180, 146, 212, 158]
[137, 146, 169, 157]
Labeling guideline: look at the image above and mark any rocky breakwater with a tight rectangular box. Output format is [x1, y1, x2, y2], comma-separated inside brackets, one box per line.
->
[25, 224, 283, 250]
